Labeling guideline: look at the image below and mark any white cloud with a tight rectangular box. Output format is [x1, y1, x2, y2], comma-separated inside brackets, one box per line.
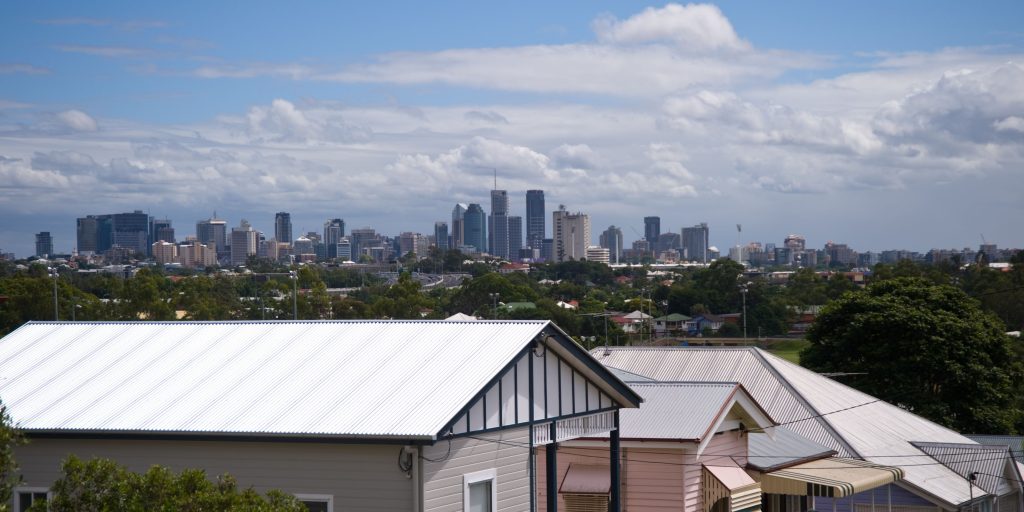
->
[995, 116, 1024, 133]
[0, 63, 50, 75]
[550, 144, 599, 170]
[593, 3, 749, 52]
[243, 99, 370, 144]
[54, 45, 152, 58]
[56, 110, 98, 132]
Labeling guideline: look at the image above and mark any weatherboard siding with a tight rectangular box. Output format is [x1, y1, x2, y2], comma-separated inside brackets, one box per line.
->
[422, 426, 531, 512]
[15, 438, 413, 510]
[683, 431, 747, 512]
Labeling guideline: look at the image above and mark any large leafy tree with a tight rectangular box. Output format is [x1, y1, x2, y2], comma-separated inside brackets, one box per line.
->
[802, 277, 1023, 434]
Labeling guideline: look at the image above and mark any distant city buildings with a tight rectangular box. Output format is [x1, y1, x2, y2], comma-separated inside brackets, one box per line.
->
[682, 223, 709, 263]
[525, 190, 545, 250]
[196, 216, 228, 261]
[553, 205, 590, 262]
[599, 226, 623, 264]
[34, 232, 53, 258]
[230, 219, 258, 266]
[643, 216, 660, 248]
[274, 212, 292, 245]
[463, 204, 487, 254]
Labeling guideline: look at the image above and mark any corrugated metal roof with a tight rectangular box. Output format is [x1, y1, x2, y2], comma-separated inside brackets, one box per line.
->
[0, 320, 551, 440]
[747, 426, 834, 471]
[618, 382, 738, 440]
[967, 435, 1024, 462]
[912, 442, 1013, 496]
[592, 346, 994, 506]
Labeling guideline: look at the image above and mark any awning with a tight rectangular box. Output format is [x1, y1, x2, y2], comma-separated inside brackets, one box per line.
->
[761, 458, 904, 497]
[703, 465, 761, 512]
[559, 464, 610, 494]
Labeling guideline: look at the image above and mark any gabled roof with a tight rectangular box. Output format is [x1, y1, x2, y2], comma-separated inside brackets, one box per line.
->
[0, 320, 636, 442]
[912, 442, 1015, 496]
[592, 346, 999, 507]
[747, 426, 835, 471]
[654, 313, 691, 322]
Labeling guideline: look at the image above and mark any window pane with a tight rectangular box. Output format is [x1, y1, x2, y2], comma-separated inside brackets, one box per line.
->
[18, 493, 33, 512]
[300, 500, 329, 512]
[469, 480, 492, 512]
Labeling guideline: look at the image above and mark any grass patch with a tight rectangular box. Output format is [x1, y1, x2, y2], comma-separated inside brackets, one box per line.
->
[765, 339, 810, 365]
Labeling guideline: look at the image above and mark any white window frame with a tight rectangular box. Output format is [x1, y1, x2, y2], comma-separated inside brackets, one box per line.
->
[14, 486, 51, 512]
[294, 493, 334, 512]
[463, 468, 497, 512]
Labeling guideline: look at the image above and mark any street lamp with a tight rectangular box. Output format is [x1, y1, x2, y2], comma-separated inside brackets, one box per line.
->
[289, 270, 298, 320]
[489, 293, 500, 319]
[48, 267, 59, 321]
[739, 282, 749, 340]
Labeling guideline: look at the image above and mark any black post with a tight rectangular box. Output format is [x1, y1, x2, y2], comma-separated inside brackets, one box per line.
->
[610, 410, 621, 512]
[547, 422, 558, 512]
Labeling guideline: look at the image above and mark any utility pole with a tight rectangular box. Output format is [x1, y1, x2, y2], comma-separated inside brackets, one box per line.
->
[49, 267, 59, 321]
[289, 270, 298, 320]
[740, 282, 749, 340]
[489, 292, 500, 319]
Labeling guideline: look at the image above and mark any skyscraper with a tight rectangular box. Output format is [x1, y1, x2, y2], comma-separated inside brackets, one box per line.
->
[553, 205, 591, 262]
[525, 190, 545, 248]
[150, 219, 175, 245]
[599, 226, 623, 264]
[464, 204, 487, 253]
[451, 204, 467, 249]
[76, 216, 100, 254]
[324, 219, 345, 259]
[644, 216, 661, 245]
[682, 223, 710, 263]
[434, 222, 449, 252]
[507, 216, 522, 261]
[35, 232, 53, 258]
[489, 189, 509, 259]
[196, 216, 228, 260]
[109, 211, 150, 256]
[230, 219, 258, 266]
[275, 212, 293, 244]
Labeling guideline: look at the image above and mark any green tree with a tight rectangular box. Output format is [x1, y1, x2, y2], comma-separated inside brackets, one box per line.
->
[0, 402, 24, 512]
[34, 456, 305, 512]
[802, 278, 1023, 434]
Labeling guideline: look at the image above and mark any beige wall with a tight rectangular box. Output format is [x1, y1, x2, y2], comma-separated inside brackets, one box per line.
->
[684, 430, 747, 512]
[421, 427, 531, 512]
[16, 438, 413, 511]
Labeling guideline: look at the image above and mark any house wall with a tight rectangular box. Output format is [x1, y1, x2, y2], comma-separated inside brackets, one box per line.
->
[536, 445, 685, 512]
[15, 438, 413, 511]
[683, 430, 748, 512]
[812, 484, 944, 512]
[421, 426, 531, 512]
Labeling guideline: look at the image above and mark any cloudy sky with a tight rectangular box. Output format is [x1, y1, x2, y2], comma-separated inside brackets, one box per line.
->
[2, 1, 1023, 257]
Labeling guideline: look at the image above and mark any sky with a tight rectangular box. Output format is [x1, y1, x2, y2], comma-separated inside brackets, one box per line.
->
[1, 1, 1023, 257]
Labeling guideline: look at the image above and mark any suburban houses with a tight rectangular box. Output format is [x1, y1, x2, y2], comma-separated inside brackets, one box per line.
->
[0, 321, 1020, 511]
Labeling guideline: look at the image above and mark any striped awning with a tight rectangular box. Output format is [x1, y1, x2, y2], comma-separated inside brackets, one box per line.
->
[761, 458, 904, 497]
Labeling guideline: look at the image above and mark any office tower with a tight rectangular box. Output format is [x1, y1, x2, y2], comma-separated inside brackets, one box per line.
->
[541, 239, 554, 262]
[230, 219, 258, 266]
[107, 211, 150, 256]
[552, 205, 591, 262]
[292, 236, 315, 258]
[599, 226, 624, 264]
[434, 222, 449, 252]
[274, 212, 293, 244]
[150, 218, 174, 246]
[657, 232, 681, 255]
[451, 204, 467, 249]
[682, 223, 710, 263]
[196, 216, 228, 260]
[35, 232, 53, 258]
[525, 190, 545, 248]
[507, 216, 522, 261]
[489, 189, 509, 258]
[980, 243, 998, 262]
[644, 216, 660, 245]
[349, 228, 378, 261]
[399, 232, 422, 257]
[784, 234, 806, 252]
[585, 246, 610, 265]
[76, 216, 100, 254]
[463, 204, 487, 253]
[337, 238, 352, 261]
[324, 219, 345, 259]
[152, 241, 177, 265]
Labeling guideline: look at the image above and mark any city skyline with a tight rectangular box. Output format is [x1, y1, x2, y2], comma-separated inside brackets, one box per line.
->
[1, 1, 1023, 257]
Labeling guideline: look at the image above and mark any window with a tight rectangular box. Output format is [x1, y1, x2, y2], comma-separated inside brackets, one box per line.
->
[463, 468, 497, 512]
[295, 494, 333, 512]
[15, 487, 49, 512]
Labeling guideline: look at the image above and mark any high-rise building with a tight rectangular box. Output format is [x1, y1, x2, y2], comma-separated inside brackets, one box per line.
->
[553, 205, 591, 262]
[109, 211, 150, 256]
[275, 212, 293, 244]
[434, 222, 449, 252]
[35, 232, 53, 258]
[525, 190, 545, 248]
[150, 218, 174, 246]
[152, 241, 177, 265]
[507, 216, 522, 261]
[76, 216, 101, 254]
[784, 234, 806, 252]
[350, 228, 378, 261]
[399, 232, 422, 257]
[337, 238, 352, 261]
[196, 216, 228, 260]
[451, 204, 467, 249]
[463, 204, 487, 254]
[324, 219, 345, 259]
[599, 226, 623, 264]
[644, 216, 661, 245]
[230, 219, 258, 266]
[489, 189, 509, 259]
[682, 223, 710, 263]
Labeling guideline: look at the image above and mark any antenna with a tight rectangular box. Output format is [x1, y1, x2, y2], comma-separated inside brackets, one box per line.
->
[494, 168, 497, 190]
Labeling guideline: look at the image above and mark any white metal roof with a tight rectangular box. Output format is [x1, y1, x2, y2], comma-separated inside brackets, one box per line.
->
[747, 426, 834, 471]
[0, 320, 554, 440]
[593, 346, 996, 507]
[618, 382, 738, 440]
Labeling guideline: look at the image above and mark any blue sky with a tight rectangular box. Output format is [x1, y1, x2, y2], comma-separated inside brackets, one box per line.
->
[1, 1, 1023, 257]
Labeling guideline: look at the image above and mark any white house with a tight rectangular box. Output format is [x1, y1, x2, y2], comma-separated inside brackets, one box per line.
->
[0, 320, 642, 512]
